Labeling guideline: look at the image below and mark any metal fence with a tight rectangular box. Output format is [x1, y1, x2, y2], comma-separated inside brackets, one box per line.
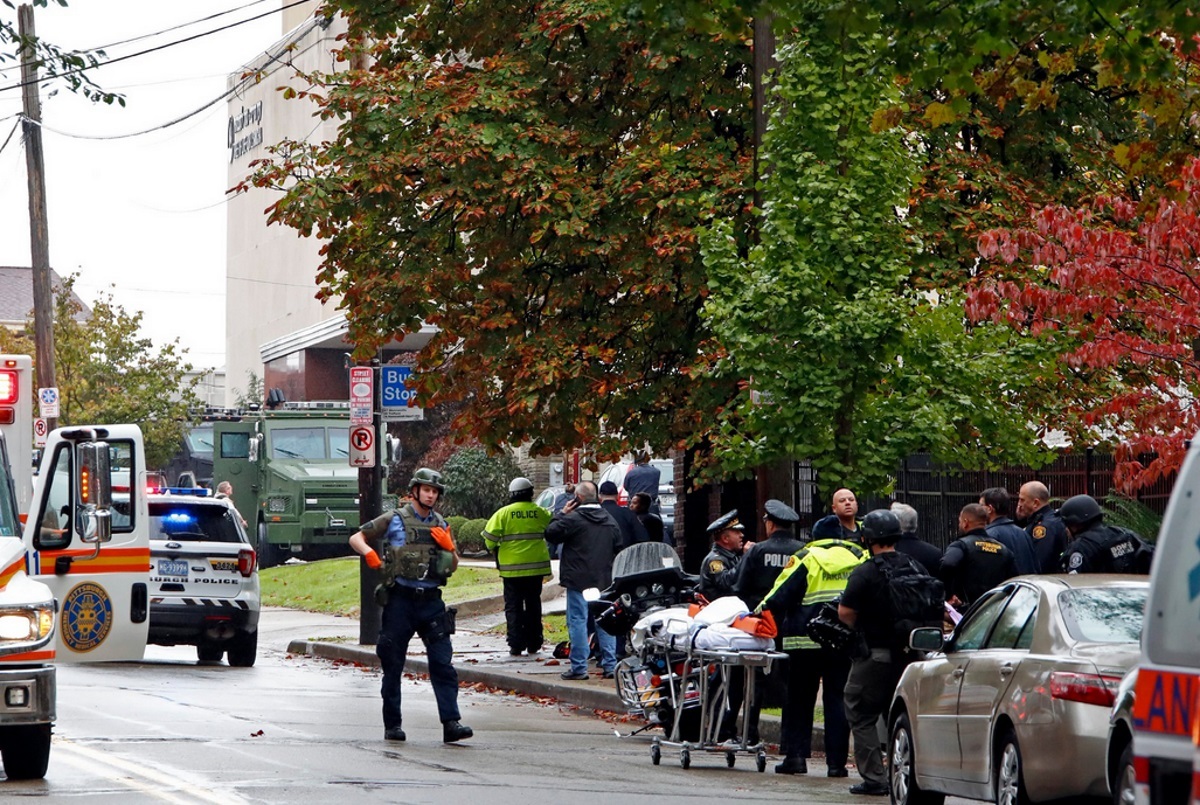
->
[795, 450, 1176, 552]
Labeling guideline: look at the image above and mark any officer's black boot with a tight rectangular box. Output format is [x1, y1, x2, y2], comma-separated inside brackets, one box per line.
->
[443, 721, 473, 743]
[775, 756, 807, 775]
[384, 726, 406, 741]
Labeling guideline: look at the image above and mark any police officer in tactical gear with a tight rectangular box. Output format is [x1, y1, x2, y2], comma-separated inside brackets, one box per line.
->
[349, 467, 473, 744]
[1017, 481, 1069, 573]
[699, 510, 747, 600]
[733, 500, 805, 610]
[939, 503, 1018, 607]
[760, 522, 868, 777]
[1058, 494, 1150, 574]
[483, 477, 552, 656]
[839, 509, 924, 796]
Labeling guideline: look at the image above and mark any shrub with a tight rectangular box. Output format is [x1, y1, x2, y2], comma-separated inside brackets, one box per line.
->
[445, 515, 469, 536]
[439, 446, 523, 519]
[455, 518, 490, 556]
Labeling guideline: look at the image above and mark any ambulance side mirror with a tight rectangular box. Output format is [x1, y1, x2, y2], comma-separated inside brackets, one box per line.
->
[76, 441, 112, 544]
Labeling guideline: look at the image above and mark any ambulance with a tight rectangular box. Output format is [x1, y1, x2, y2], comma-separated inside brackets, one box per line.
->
[0, 355, 151, 779]
[1133, 436, 1200, 805]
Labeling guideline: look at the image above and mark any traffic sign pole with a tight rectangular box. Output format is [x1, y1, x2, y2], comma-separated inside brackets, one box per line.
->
[358, 358, 384, 646]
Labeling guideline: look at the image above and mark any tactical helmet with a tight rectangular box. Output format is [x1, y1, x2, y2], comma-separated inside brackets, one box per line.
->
[409, 467, 446, 493]
[508, 477, 534, 494]
[1058, 494, 1104, 528]
[860, 509, 902, 544]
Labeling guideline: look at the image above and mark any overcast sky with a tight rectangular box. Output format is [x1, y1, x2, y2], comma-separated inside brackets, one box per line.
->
[0, 1, 284, 371]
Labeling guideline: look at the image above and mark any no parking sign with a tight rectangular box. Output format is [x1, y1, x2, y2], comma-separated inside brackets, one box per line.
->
[349, 424, 376, 468]
[33, 417, 47, 447]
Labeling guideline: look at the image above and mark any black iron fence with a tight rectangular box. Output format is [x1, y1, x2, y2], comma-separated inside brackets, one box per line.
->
[795, 450, 1176, 552]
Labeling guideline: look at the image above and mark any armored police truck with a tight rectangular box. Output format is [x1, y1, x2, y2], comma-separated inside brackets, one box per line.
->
[210, 403, 391, 568]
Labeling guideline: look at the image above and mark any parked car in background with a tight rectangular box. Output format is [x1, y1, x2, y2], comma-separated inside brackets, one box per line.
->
[147, 488, 260, 666]
[596, 459, 675, 542]
[888, 574, 1148, 805]
[535, 485, 569, 514]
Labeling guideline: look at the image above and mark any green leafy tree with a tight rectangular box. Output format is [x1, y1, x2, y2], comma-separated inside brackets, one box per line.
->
[1, 0, 123, 105]
[247, 0, 752, 461]
[437, 446, 523, 520]
[232, 371, 263, 409]
[47, 276, 200, 468]
[701, 18, 1051, 495]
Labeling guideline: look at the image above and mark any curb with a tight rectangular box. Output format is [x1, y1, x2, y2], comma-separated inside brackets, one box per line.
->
[449, 582, 564, 620]
[286, 637, 816, 749]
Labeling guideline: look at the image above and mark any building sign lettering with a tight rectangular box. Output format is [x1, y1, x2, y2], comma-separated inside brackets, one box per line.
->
[228, 101, 264, 163]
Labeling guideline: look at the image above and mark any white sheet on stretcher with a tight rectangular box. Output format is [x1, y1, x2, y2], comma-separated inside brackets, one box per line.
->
[689, 624, 775, 652]
[630, 607, 693, 651]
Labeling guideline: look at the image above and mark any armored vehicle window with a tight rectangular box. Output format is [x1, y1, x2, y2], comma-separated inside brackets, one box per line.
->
[187, 424, 214, 455]
[221, 432, 249, 459]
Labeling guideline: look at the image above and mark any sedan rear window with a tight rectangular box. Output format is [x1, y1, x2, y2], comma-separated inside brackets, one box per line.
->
[1058, 586, 1146, 643]
[149, 503, 243, 544]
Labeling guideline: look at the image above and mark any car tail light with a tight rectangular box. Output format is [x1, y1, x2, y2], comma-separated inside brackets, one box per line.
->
[238, 549, 256, 577]
[1049, 671, 1121, 706]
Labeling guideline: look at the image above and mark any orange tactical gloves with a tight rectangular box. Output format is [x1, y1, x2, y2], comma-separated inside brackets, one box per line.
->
[364, 550, 383, 570]
[430, 526, 456, 553]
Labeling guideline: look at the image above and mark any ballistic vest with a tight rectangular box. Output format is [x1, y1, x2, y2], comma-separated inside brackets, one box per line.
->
[383, 504, 451, 587]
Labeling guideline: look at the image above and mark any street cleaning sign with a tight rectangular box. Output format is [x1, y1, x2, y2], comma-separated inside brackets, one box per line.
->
[381, 366, 424, 422]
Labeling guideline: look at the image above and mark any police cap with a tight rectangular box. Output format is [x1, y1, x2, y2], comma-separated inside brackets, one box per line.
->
[763, 499, 800, 525]
[706, 510, 744, 534]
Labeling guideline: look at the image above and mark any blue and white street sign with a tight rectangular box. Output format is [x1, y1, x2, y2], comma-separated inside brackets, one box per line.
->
[381, 366, 424, 422]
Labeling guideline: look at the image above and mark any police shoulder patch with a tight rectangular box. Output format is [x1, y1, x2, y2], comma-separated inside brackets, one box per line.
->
[1068, 552, 1084, 569]
[1032, 525, 1047, 540]
[708, 559, 725, 574]
[784, 555, 799, 569]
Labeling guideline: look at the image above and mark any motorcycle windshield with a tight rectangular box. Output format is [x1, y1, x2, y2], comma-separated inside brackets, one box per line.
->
[612, 542, 681, 580]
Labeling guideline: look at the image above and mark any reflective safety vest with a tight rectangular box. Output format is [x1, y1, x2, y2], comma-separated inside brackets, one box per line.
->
[483, 501, 552, 578]
[763, 538, 868, 651]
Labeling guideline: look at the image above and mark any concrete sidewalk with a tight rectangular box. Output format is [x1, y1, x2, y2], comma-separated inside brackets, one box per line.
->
[285, 574, 826, 750]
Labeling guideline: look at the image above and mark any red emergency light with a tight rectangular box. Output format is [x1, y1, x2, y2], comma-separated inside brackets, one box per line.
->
[0, 368, 18, 406]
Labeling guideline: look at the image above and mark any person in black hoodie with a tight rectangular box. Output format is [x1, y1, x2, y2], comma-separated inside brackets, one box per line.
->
[598, 481, 649, 549]
[545, 481, 622, 680]
[890, 501, 942, 573]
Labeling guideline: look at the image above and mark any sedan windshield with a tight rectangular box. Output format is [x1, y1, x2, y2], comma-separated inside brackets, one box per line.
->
[1057, 586, 1146, 643]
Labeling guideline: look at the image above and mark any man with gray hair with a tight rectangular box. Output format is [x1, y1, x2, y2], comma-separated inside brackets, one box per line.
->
[890, 502, 941, 572]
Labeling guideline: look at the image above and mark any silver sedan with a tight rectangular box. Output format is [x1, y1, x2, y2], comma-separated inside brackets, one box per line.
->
[888, 574, 1147, 805]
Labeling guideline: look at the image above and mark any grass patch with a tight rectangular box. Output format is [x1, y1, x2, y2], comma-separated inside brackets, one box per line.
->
[487, 613, 570, 644]
[261, 557, 502, 617]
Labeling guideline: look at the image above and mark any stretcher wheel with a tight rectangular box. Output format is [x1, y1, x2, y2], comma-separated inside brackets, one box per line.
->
[726, 751, 736, 768]
[680, 746, 691, 769]
[756, 750, 767, 772]
[650, 743, 661, 766]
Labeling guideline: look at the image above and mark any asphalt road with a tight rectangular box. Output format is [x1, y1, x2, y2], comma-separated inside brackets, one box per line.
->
[0, 609, 911, 803]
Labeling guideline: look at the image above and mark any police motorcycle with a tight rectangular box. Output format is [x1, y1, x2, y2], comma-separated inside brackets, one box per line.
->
[589, 542, 704, 736]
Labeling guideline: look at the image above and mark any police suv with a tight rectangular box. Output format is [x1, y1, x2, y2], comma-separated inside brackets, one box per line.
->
[146, 488, 260, 666]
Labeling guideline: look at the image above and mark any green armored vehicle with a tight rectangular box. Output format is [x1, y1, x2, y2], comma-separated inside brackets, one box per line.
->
[211, 403, 394, 568]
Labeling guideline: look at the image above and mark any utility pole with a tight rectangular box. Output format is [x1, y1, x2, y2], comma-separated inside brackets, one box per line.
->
[18, 3, 57, 429]
[357, 357, 384, 645]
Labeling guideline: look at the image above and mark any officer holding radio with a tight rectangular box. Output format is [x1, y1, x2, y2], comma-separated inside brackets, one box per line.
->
[349, 467, 473, 744]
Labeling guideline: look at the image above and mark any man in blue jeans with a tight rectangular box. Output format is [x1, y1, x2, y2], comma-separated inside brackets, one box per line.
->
[544, 480, 622, 679]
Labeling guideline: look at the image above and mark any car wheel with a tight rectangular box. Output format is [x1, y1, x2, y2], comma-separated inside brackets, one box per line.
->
[1113, 741, 1135, 805]
[890, 712, 945, 805]
[227, 630, 257, 668]
[197, 643, 223, 663]
[0, 724, 51, 780]
[995, 727, 1030, 805]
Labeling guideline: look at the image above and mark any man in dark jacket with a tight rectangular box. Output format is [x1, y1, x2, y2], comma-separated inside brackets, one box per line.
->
[940, 504, 1018, 607]
[699, 510, 746, 600]
[599, 480, 649, 549]
[890, 501, 942, 573]
[1058, 494, 1151, 574]
[980, 487, 1038, 575]
[545, 481, 622, 680]
[1017, 481, 1069, 573]
[734, 500, 806, 610]
[623, 452, 663, 513]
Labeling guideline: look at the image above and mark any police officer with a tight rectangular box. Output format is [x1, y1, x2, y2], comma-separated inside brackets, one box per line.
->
[760, 523, 868, 776]
[699, 510, 747, 600]
[349, 467, 473, 744]
[839, 509, 924, 796]
[483, 477, 553, 656]
[939, 503, 1018, 607]
[1058, 494, 1150, 574]
[1017, 481, 1069, 573]
[733, 500, 805, 610]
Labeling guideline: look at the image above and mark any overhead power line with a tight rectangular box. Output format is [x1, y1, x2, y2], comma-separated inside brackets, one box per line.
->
[0, 0, 316, 95]
[84, 0, 276, 52]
